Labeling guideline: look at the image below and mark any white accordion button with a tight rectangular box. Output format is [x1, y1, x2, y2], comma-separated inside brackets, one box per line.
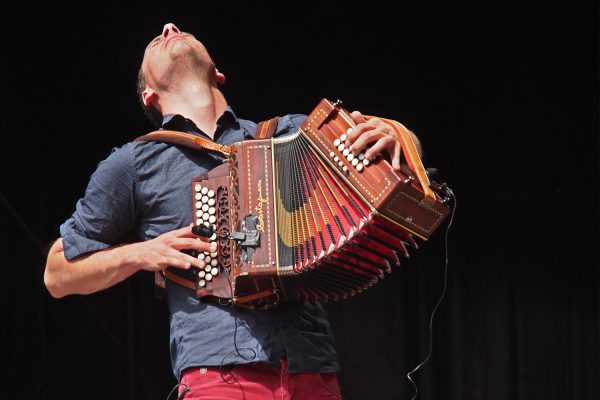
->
[358, 153, 365, 160]
[329, 151, 335, 158]
[340, 133, 347, 142]
[199, 279, 206, 287]
[204, 256, 212, 264]
[201, 195, 209, 203]
[198, 253, 205, 260]
[198, 270, 205, 278]
[346, 128, 353, 135]
[356, 163, 364, 172]
[347, 153, 354, 161]
[201, 187, 208, 195]
[195, 193, 202, 200]
[337, 144, 345, 152]
[211, 267, 219, 276]
[202, 204, 209, 212]
[194, 184, 202, 192]
[342, 149, 350, 156]
[205, 273, 213, 281]
[196, 219, 203, 225]
[195, 210, 202, 218]
[210, 259, 219, 267]
[208, 215, 216, 224]
[207, 190, 215, 198]
[210, 233, 217, 241]
[351, 158, 359, 166]
[195, 201, 202, 209]
[208, 207, 216, 215]
[333, 139, 341, 147]
[362, 159, 370, 166]
[210, 252, 218, 258]
[207, 198, 216, 206]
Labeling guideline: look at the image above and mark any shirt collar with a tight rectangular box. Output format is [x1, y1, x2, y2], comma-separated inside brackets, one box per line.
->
[161, 107, 238, 140]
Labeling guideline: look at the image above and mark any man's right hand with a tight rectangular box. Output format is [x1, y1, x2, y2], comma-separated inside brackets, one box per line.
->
[44, 224, 215, 298]
[132, 224, 216, 272]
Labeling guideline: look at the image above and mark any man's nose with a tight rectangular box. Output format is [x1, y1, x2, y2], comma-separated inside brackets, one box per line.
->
[162, 23, 181, 39]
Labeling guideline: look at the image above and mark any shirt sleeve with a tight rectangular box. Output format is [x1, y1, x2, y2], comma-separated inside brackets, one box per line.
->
[60, 144, 138, 260]
[273, 114, 307, 138]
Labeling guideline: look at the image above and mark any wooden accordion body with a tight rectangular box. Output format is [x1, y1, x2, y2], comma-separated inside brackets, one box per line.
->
[171, 99, 452, 309]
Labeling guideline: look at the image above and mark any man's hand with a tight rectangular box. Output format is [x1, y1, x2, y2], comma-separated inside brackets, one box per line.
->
[345, 110, 422, 172]
[44, 224, 214, 298]
[130, 224, 215, 272]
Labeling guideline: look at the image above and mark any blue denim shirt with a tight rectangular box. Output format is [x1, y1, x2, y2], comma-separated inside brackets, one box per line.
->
[59, 107, 340, 380]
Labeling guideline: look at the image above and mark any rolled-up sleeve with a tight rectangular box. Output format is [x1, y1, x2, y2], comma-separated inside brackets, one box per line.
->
[60, 144, 138, 260]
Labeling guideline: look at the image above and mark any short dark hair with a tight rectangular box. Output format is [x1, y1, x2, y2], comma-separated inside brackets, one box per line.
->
[136, 66, 163, 128]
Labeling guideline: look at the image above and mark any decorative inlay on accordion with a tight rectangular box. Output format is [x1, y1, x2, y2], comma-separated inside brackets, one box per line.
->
[170, 99, 452, 309]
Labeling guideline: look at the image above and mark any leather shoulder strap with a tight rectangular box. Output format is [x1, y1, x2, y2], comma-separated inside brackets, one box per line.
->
[254, 117, 280, 139]
[135, 130, 231, 157]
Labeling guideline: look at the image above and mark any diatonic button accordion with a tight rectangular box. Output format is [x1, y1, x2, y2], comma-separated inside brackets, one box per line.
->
[165, 98, 453, 309]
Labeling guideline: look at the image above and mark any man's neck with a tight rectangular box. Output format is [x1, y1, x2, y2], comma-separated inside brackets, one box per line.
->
[159, 84, 227, 139]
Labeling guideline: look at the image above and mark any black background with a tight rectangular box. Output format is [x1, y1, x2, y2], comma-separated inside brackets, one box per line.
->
[1, 2, 597, 399]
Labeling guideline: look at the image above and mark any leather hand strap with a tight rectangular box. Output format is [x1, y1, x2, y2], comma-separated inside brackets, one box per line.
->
[365, 115, 436, 208]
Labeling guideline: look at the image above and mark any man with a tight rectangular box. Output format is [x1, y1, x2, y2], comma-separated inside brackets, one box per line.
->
[44, 23, 417, 399]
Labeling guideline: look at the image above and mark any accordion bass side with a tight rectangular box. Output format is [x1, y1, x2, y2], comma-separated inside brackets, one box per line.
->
[176, 98, 452, 309]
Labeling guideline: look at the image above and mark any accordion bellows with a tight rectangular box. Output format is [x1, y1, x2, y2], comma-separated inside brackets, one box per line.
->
[167, 99, 452, 309]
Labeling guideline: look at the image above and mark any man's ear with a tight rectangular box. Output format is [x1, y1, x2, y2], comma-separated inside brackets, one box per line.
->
[142, 88, 156, 106]
[216, 69, 226, 86]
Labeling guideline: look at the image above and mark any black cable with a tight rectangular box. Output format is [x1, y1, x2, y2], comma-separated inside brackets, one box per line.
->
[218, 264, 257, 384]
[406, 187, 456, 400]
[165, 382, 190, 400]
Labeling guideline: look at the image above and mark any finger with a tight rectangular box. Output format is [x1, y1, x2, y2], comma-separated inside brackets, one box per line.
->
[391, 141, 402, 171]
[159, 255, 194, 270]
[345, 122, 371, 147]
[349, 110, 367, 124]
[364, 136, 393, 161]
[348, 130, 379, 155]
[171, 224, 197, 238]
[170, 237, 214, 251]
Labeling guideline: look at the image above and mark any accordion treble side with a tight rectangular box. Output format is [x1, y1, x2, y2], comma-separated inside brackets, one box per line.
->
[172, 98, 452, 309]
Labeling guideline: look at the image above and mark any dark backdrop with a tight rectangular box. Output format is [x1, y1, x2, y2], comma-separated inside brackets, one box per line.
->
[1, 2, 597, 400]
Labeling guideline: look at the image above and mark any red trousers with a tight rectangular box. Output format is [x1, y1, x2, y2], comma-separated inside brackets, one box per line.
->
[178, 359, 341, 399]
